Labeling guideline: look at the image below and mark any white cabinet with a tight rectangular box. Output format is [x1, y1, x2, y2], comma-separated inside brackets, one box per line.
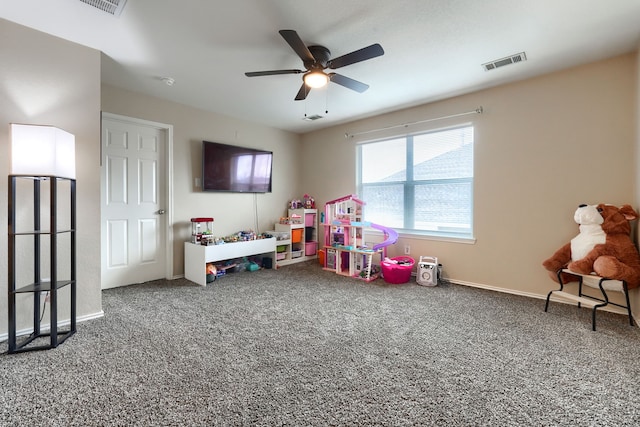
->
[273, 209, 317, 267]
[184, 238, 276, 286]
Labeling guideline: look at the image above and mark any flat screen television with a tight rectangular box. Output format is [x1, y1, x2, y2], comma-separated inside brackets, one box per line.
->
[202, 141, 273, 193]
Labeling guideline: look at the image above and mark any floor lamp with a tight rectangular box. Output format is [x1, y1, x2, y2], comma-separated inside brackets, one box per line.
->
[7, 123, 77, 353]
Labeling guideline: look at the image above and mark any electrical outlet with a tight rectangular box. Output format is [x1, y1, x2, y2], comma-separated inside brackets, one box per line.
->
[404, 245, 410, 255]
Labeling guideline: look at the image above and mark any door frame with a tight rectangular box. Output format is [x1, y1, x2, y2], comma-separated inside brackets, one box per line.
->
[101, 112, 174, 283]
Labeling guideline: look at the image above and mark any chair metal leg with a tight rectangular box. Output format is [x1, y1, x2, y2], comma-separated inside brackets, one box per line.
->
[545, 269, 566, 313]
[544, 291, 553, 312]
[623, 283, 633, 326]
[591, 301, 608, 331]
[546, 269, 635, 330]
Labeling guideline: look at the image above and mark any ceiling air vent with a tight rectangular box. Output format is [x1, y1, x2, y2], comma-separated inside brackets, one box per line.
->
[303, 114, 323, 121]
[79, 0, 127, 16]
[482, 52, 527, 71]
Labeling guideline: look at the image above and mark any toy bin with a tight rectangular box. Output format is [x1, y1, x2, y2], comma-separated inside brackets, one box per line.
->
[305, 226, 314, 241]
[305, 241, 317, 256]
[305, 213, 316, 227]
[291, 228, 303, 243]
[381, 256, 415, 284]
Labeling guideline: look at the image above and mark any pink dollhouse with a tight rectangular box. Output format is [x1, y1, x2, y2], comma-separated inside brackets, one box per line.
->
[321, 194, 397, 281]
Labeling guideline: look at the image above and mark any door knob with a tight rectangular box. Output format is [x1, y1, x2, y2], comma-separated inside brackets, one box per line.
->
[157, 209, 166, 215]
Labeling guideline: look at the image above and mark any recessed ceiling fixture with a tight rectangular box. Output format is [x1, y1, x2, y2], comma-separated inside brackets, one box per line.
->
[303, 114, 323, 121]
[482, 52, 527, 71]
[78, 0, 128, 16]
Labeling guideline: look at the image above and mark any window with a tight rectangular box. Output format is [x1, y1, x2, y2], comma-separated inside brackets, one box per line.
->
[356, 125, 474, 239]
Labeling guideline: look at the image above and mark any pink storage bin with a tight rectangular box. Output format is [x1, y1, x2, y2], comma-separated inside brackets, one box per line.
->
[305, 241, 317, 256]
[305, 213, 316, 227]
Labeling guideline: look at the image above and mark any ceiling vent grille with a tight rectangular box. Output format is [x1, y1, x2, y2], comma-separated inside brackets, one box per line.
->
[303, 114, 323, 121]
[79, 0, 127, 16]
[482, 52, 527, 71]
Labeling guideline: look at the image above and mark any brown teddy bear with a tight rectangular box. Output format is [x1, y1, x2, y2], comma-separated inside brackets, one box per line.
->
[542, 203, 640, 288]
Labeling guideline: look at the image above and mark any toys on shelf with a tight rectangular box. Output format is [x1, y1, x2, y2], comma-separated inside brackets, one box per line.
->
[279, 214, 302, 225]
[189, 217, 274, 246]
[271, 208, 318, 267]
[214, 230, 272, 244]
[303, 194, 315, 209]
[289, 194, 316, 210]
[227, 230, 258, 242]
[191, 217, 214, 244]
[264, 231, 290, 241]
[205, 254, 266, 283]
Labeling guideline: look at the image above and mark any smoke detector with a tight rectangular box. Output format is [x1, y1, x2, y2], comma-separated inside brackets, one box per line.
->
[482, 52, 527, 71]
[79, 0, 127, 16]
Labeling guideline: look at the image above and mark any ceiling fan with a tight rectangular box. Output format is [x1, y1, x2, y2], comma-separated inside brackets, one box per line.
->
[245, 30, 384, 101]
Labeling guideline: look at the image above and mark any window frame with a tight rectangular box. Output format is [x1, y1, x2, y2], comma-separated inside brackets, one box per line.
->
[355, 124, 475, 242]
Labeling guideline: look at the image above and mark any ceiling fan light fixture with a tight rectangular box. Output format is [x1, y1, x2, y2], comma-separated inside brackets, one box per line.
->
[304, 71, 328, 88]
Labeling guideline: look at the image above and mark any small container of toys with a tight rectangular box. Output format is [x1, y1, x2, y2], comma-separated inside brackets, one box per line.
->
[381, 256, 415, 284]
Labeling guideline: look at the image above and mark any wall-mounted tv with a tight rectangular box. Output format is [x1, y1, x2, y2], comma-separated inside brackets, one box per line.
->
[202, 141, 273, 193]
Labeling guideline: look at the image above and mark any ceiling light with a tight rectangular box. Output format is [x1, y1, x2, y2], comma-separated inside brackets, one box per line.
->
[304, 71, 328, 88]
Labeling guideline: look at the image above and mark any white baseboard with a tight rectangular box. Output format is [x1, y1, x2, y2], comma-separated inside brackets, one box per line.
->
[449, 278, 543, 300]
[0, 310, 105, 343]
[448, 278, 636, 324]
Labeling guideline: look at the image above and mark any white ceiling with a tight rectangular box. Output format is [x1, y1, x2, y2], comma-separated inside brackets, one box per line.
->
[2, 0, 640, 134]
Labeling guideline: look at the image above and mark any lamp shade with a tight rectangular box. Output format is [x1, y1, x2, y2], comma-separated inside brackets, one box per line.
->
[10, 123, 76, 179]
[304, 71, 329, 88]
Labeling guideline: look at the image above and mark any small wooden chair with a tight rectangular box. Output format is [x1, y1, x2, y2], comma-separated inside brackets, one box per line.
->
[544, 268, 633, 331]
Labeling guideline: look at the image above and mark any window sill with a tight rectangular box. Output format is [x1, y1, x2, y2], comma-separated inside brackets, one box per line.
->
[366, 229, 476, 244]
[398, 232, 476, 244]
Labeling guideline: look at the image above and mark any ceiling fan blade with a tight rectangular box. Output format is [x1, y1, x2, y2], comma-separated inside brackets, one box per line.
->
[245, 69, 303, 77]
[294, 83, 310, 101]
[279, 30, 315, 63]
[329, 73, 369, 93]
[327, 43, 384, 69]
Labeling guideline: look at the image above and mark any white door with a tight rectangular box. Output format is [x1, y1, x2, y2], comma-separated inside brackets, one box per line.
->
[101, 115, 169, 289]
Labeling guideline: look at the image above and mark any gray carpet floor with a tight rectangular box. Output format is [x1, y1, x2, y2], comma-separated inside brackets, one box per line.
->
[2, 260, 640, 426]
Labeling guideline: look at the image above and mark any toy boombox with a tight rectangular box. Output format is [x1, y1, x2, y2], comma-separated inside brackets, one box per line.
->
[417, 256, 438, 287]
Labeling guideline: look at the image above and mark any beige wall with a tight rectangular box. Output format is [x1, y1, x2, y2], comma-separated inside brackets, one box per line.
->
[101, 85, 302, 276]
[301, 53, 638, 307]
[0, 19, 103, 335]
